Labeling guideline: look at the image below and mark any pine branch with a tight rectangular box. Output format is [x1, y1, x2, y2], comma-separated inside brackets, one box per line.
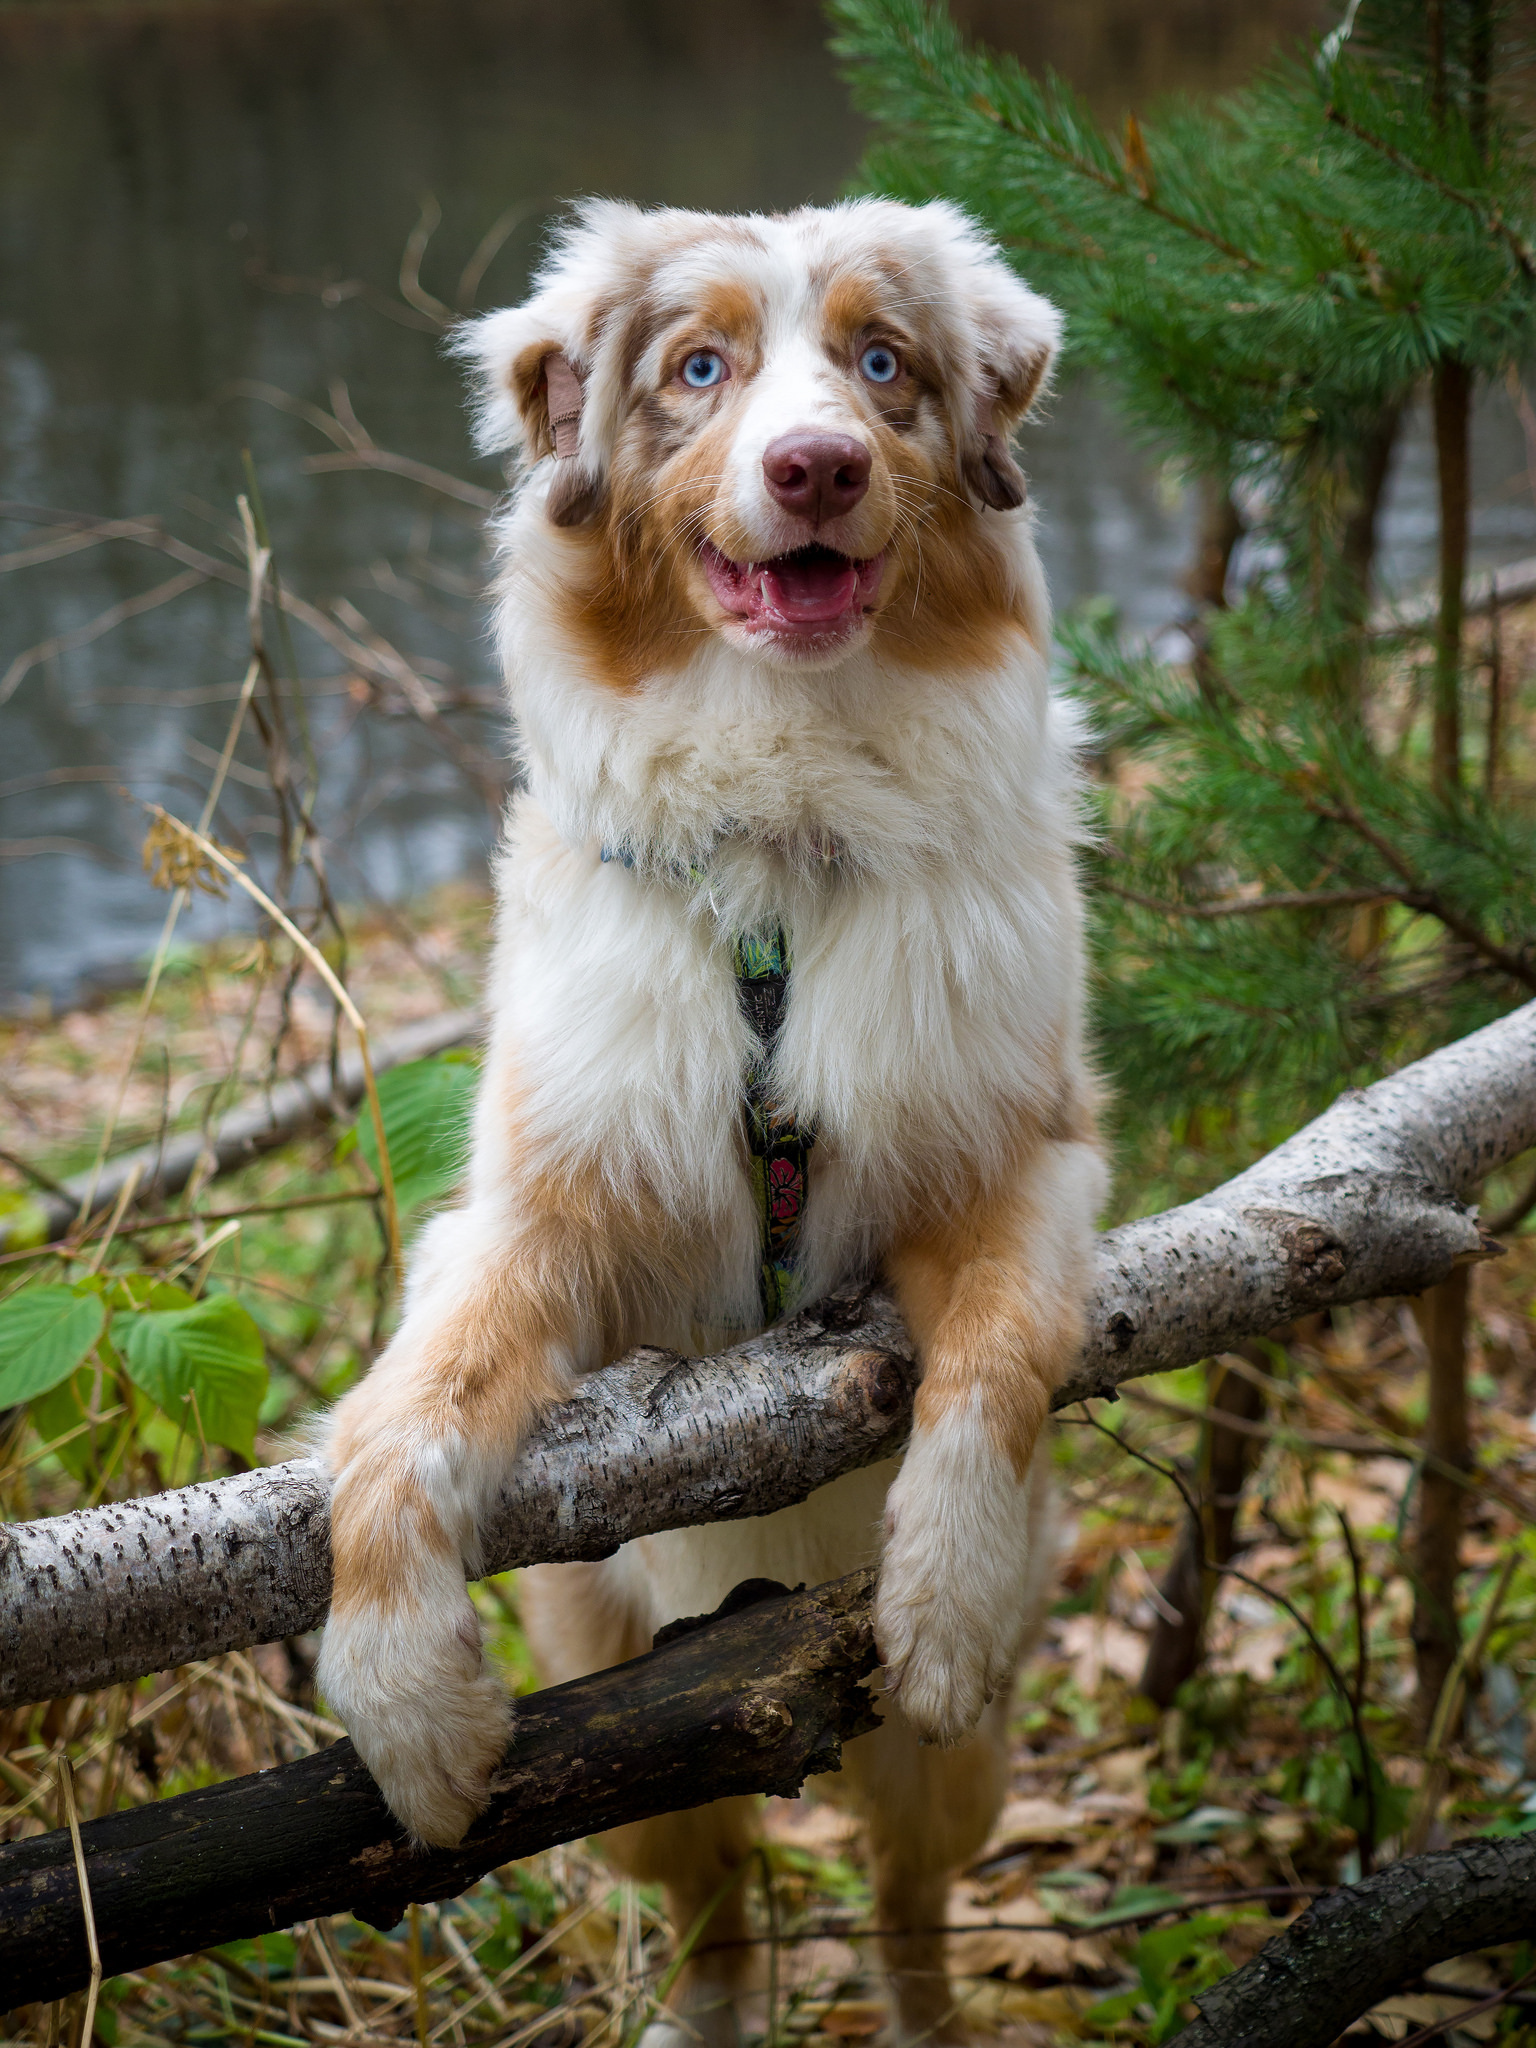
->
[1304, 794, 1536, 993]
[1322, 104, 1536, 277]
[1101, 883, 1398, 920]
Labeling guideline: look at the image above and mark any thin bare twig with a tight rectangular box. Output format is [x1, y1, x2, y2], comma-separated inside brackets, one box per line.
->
[137, 802, 403, 1284]
[0, 568, 207, 708]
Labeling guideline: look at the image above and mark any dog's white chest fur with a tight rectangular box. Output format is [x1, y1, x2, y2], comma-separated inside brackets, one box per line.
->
[480, 602, 1089, 1346]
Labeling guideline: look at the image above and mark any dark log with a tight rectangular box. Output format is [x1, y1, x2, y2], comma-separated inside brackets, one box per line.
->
[0, 1574, 878, 2011]
[1178, 1831, 1536, 2048]
[4, 997, 1534, 1711]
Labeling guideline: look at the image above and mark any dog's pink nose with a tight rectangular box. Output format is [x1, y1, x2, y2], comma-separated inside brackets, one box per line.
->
[762, 433, 871, 523]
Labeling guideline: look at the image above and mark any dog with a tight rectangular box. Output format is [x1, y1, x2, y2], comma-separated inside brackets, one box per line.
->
[317, 197, 1104, 2047]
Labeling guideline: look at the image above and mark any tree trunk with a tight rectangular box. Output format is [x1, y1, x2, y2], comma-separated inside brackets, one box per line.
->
[0, 1574, 879, 2009]
[1182, 477, 1243, 610]
[1339, 403, 1401, 618]
[1139, 1352, 1268, 1708]
[1412, 1265, 1474, 1741]
[1432, 357, 1471, 798]
[5, 1000, 1531, 1712]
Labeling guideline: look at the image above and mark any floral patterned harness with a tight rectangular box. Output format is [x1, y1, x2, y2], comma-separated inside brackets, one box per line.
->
[599, 844, 816, 1326]
[731, 923, 814, 1326]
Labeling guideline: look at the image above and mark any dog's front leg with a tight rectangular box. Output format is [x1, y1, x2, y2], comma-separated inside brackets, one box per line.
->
[317, 1191, 599, 1847]
[876, 1137, 1104, 1745]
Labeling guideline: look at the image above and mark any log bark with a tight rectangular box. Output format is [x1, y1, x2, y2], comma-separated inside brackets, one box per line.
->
[4, 999, 1533, 1711]
[0, 1007, 481, 1254]
[0, 1574, 879, 2009]
[1178, 1831, 1536, 2048]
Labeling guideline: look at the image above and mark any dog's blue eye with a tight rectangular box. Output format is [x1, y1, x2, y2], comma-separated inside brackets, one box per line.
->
[681, 351, 727, 388]
[860, 345, 900, 384]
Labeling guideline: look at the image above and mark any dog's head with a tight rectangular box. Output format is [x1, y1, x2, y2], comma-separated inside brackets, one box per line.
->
[458, 199, 1060, 680]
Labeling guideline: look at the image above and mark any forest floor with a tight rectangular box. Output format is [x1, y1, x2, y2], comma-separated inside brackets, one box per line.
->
[3, 884, 1536, 2048]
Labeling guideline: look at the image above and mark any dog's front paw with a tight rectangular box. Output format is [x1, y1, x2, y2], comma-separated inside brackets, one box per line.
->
[875, 1527, 1012, 1747]
[875, 1405, 1041, 1746]
[317, 1591, 512, 1847]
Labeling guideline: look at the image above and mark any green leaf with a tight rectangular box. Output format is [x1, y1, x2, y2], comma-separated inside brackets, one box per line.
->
[0, 1188, 51, 1250]
[0, 1284, 106, 1404]
[352, 1052, 477, 1211]
[1151, 1804, 1250, 1845]
[110, 1296, 267, 1459]
[28, 1366, 119, 1482]
[1071, 1883, 1186, 1930]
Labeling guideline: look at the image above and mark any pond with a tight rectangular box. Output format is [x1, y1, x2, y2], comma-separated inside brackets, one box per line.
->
[3, 0, 1534, 1004]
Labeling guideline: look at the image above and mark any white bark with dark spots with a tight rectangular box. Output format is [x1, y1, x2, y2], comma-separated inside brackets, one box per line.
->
[3, 999, 1532, 1710]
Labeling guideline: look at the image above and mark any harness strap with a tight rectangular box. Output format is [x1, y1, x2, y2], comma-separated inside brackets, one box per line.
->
[600, 845, 815, 1324]
[733, 924, 814, 1325]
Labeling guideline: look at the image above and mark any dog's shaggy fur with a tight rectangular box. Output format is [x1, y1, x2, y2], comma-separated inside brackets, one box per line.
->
[318, 197, 1104, 2046]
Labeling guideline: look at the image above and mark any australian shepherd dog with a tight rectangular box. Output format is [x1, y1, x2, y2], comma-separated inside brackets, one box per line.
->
[317, 197, 1104, 2047]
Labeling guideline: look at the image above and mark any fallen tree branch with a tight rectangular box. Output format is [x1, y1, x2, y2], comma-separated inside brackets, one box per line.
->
[3, 999, 1532, 1710]
[1177, 1831, 1536, 2047]
[0, 1296, 913, 1707]
[7, 1577, 1536, 2033]
[1369, 549, 1536, 637]
[0, 1006, 480, 1253]
[0, 1574, 879, 2008]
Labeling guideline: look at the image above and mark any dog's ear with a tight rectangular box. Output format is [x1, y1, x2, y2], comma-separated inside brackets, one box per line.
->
[951, 242, 1062, 515]
[451, 303, 608, 527]
[963, 374, 1029, 513]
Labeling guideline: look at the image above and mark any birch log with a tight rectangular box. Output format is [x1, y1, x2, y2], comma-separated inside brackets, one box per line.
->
[3, 999, 1533, 1710]
[0, 1006, 482, 1254]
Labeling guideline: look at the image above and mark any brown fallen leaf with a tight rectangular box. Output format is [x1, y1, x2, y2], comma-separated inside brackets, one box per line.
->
[1363, 1993, 1498, 2042]
[954, 1976, 1094, 2036]
[947, 1927, 1078, 1981]
[819, 2000, 886, 2038]
[980, 1796, 1089, 1853]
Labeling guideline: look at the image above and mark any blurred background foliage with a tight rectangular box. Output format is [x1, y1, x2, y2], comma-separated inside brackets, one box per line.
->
[3, 1, 1536, 2044]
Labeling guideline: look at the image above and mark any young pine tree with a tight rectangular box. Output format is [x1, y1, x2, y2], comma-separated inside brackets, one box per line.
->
[831, 0, 1536, 1736]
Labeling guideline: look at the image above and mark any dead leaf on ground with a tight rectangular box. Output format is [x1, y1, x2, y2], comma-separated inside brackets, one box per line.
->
[955, 1976, 1094, 2035]
[1093, 1745, 1156, 1798]
[818, 1999, 886, 2037]
[1053, 1614, 1149, 1695]
[762, 1794, 861, 1855]
[948, 1927, 1078, 1981]
[980, 1796, 1089, 1853]
[1363, 1992, 1499, 2042]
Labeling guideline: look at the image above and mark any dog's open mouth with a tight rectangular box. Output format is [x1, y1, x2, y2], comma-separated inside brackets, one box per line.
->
[700, 542, 885, 639]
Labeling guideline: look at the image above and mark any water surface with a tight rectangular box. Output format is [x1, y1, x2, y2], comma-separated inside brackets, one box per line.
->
[3, 0, 1532, 1001]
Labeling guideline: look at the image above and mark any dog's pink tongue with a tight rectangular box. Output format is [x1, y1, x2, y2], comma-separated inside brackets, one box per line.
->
[762, 553, 860, 624]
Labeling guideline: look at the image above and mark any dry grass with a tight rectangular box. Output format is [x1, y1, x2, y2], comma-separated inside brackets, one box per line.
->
[2, 240, 1535, 2042]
